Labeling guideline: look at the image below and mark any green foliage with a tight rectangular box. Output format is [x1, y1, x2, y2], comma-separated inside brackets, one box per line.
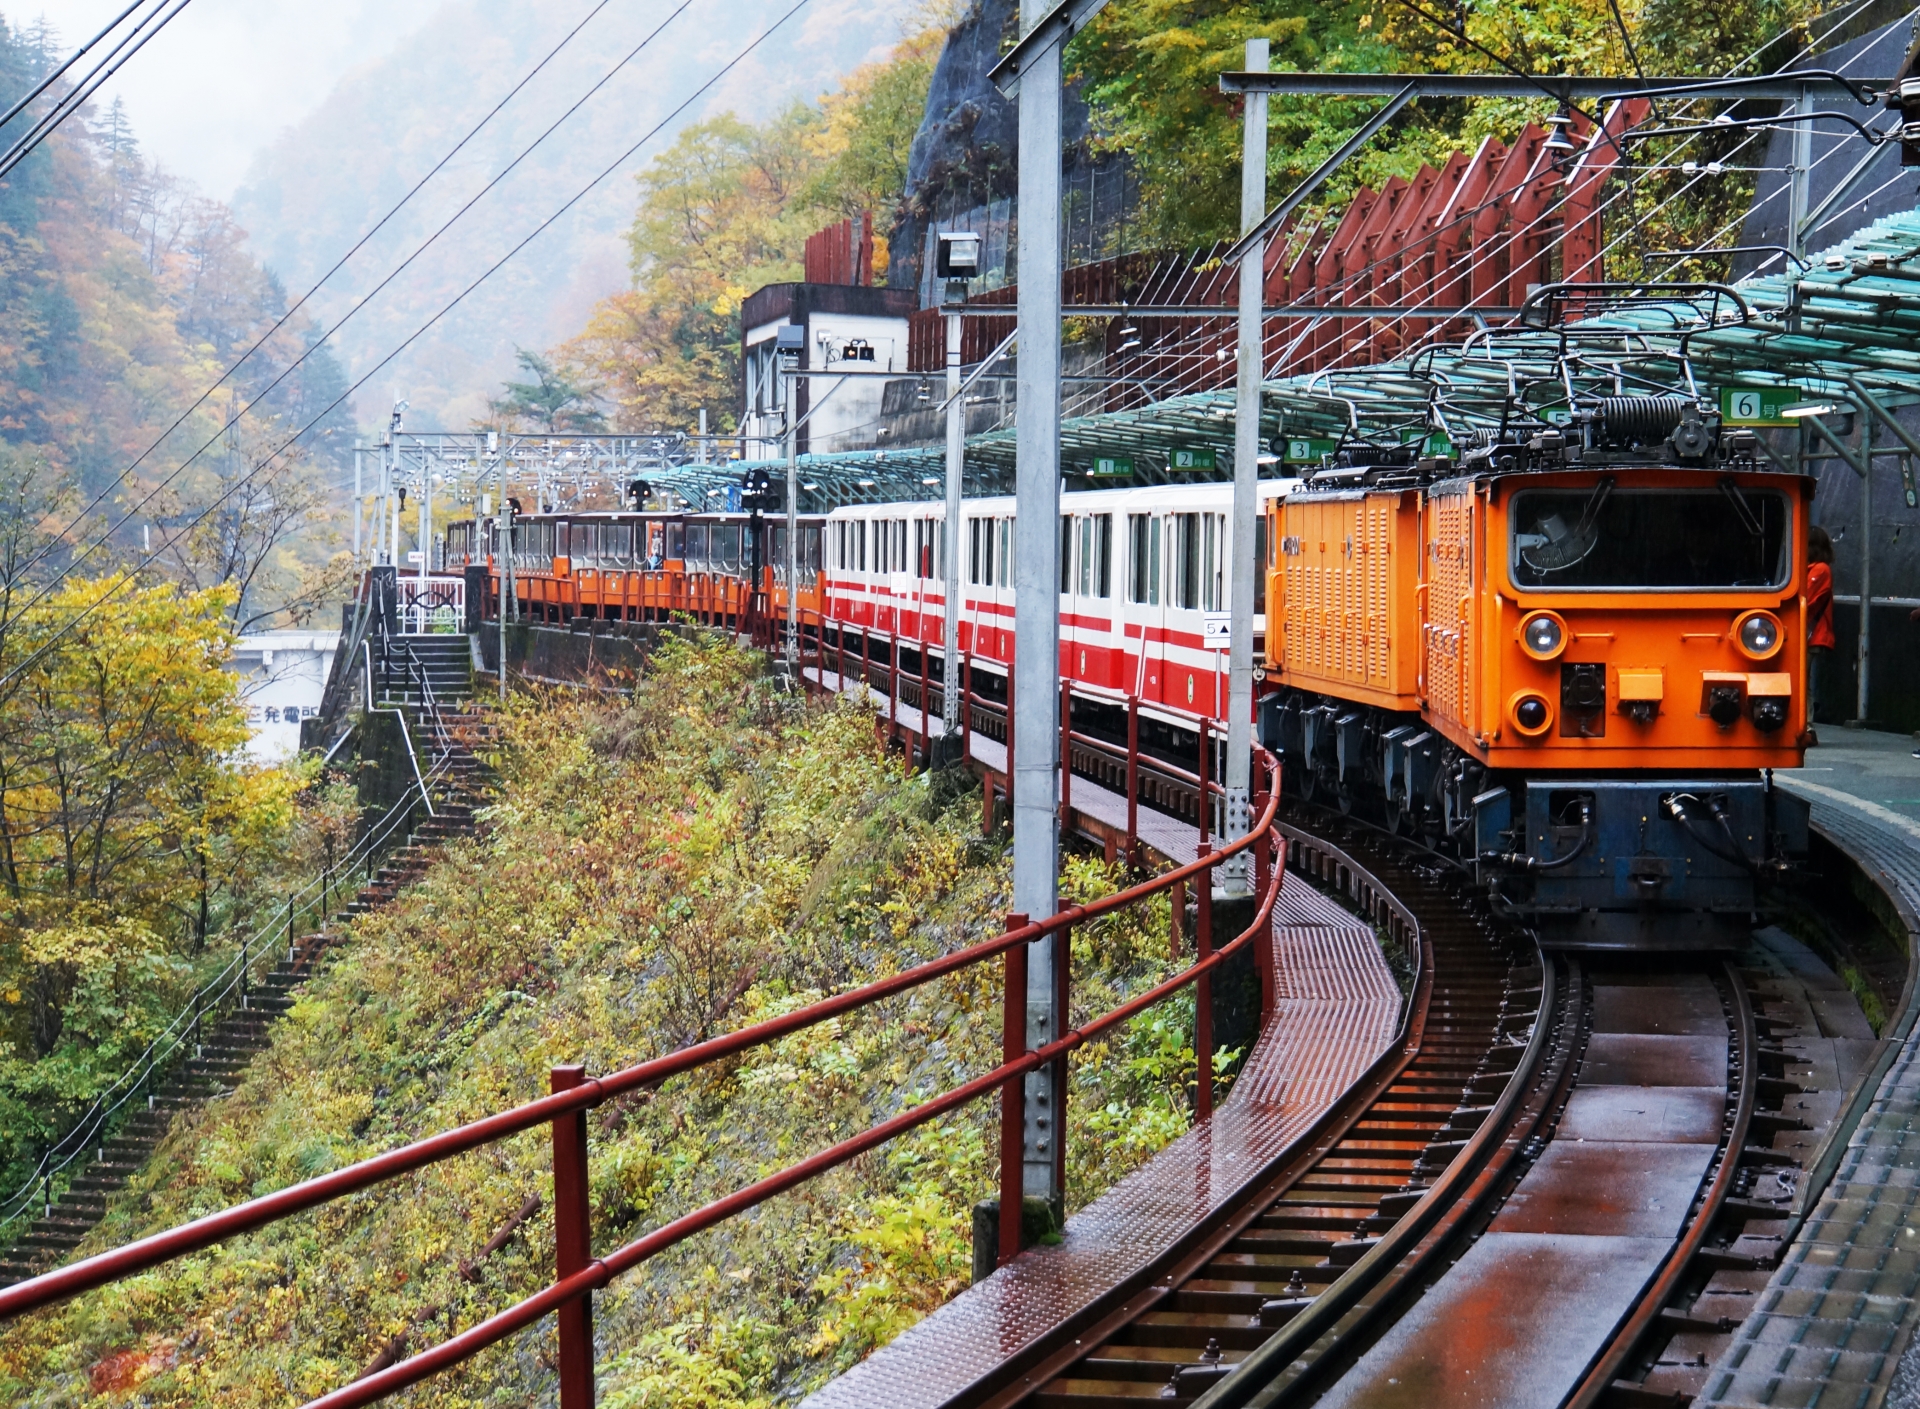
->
[485, 349, 607, 435]
[0, 637, 1213, 1404]
[1072, 0, 1828, 263]
[0, 573, 302, 1187]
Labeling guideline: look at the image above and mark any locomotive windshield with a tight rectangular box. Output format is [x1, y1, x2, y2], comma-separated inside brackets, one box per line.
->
[1508, 484, 1790, 591]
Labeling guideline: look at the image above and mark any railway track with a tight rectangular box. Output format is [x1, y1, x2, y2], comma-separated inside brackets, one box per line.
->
[955, 802, 1809, 1409]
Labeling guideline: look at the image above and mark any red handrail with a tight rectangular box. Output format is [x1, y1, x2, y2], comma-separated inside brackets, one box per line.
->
[0, 757, 1284, 1400]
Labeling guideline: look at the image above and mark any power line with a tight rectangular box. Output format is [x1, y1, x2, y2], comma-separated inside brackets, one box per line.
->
[10, 0, 636, 587]
[0, 0, 195, 185]
[0, 0, 818, 694]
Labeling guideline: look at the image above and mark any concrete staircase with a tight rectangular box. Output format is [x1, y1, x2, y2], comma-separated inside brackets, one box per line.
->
[0, 707, 497, 1288]
[379, 635, 473, 708]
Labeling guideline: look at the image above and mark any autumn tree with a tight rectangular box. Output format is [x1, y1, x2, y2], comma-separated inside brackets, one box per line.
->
[562, 25, 944, 436]
[0, 578, 296, 1060]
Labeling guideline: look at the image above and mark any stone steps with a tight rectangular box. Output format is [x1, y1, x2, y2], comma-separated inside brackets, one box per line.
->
[0, 717, 497, 1289]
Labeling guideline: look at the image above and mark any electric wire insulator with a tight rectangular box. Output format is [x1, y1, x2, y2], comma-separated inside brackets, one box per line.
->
[1595, 396, 1692, 445]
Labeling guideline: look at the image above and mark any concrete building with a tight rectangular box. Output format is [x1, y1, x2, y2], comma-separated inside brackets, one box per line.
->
[229, 631, 339, 763]
[739, 218, 916, 457]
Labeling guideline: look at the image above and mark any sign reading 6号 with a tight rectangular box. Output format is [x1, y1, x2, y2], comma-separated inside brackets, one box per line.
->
[1720, 385, 1795, 427]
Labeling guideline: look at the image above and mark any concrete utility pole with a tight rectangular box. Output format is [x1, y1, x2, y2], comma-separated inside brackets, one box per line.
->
[419, 466, 431, 586]
[1223, 37, 1269, 894]
[1013, 0, 1065, 1221]
[499, 441, 512, 703]
[943, 299, 964, 739]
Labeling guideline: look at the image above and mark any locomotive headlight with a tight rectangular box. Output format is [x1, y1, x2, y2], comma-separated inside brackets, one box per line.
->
[1519, 610, 1568, 661]
[1734, 610, 1784, 661]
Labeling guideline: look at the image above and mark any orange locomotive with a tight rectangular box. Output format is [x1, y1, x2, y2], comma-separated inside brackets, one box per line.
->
[1260, 398, 1813, 950]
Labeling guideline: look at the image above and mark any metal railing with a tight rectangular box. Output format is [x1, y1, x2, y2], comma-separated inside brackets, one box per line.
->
[0, 749, 1286, 1409]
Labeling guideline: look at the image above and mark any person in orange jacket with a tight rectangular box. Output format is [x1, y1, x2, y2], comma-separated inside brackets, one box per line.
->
[1806, 526, 1835, 728]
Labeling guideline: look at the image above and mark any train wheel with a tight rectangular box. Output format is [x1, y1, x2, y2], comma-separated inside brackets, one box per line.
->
[1383, 786, 1408, 836]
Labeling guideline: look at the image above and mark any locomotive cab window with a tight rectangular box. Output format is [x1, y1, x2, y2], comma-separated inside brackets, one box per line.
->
[1508, 485, 1791, 591]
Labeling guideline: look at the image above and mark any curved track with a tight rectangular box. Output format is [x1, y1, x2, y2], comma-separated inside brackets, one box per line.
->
[953, 802, 1785, 1409]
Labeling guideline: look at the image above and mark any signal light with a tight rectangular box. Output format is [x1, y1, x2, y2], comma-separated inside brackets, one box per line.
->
[1508, 690, 1554, 738]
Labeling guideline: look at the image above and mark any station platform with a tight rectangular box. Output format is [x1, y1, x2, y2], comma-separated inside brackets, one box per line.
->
[1699, 729, 1920, 1409]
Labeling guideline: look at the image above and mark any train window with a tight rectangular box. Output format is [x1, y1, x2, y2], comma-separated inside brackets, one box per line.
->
[1173, 513, 1201, 609]
[714, 524, 741, 569]
[667, 523, 684, 560]
[686, 524, 709, 565]
[896, 520, 907, 573]
[1202, 514, 1224, 611]
[1092, 514, 1112, 597]
[999, 519, 1014, 588]
[1508, 487, 1791, 591]
[1255, 517, 1267, 612]
[970, 518, 983, 585]
[1063, 516, 1075, 593]
[1128, 515, 1157, 604]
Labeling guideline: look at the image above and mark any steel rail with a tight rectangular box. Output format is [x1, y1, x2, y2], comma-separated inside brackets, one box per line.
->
[1563, 961, 1759, 1408]
[957, 812, 1439, 1408]
[0, 758, 1282, 1324]
[1191, 937, 1559, 1408]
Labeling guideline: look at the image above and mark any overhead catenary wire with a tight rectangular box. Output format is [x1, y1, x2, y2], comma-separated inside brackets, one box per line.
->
[0, 0, 818, 696]
[6, 0, 683, 597]
[0, 0, 148, 136]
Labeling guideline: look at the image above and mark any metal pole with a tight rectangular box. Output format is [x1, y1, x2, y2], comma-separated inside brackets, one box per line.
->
[944, 307, 964, 740]
[419, 464, 430, 588]
[1223, 37, 1268, 896]
[499, 495, 512, 703]
[1858, 408, 1873, 722]
[786, 408, 799, 676]
[353, 447, 363, 562]
[1013, 0, 1064, 1217]
[998, 913, 1029, 1266]
[1789, 82, 1813, 262]
[550, 1064, 594, 1409]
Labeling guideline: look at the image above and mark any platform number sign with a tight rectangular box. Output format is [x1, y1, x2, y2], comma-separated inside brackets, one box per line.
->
[1090, 456, 1134, 478]
[1720, 385, 1795, 427]
[1171, 447, 1216, 470]
[1283, 436, 1337, 464]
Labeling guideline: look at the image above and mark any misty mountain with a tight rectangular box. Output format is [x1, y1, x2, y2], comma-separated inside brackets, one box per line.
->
[232, 0, 904, 432]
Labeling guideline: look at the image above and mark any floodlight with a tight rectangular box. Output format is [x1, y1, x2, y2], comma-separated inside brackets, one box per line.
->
[936, 230, 983, 281]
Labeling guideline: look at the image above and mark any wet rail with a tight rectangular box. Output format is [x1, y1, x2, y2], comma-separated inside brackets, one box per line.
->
[929, 805, 1543, 1408]
[922, 797, 1790, 1409]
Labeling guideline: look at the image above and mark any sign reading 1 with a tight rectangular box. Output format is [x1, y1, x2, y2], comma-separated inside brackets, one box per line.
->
[1089, 456, 1134, 477]
[1720, 385, 1796, 427]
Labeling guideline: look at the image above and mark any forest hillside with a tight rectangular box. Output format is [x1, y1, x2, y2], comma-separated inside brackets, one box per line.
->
[0, 637, 1213, 1406]
[231, 0, 914, 432]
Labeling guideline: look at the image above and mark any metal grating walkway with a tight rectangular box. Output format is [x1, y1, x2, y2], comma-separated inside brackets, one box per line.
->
[801, 877, 1400, 1409]
[1697, 736, 1920, 1408]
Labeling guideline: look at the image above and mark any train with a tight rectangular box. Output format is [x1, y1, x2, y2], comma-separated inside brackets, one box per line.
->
[446, 397, 1812, 950]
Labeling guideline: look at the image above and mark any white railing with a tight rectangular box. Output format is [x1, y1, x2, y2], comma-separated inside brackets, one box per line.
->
[396, 575, 465, 634]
